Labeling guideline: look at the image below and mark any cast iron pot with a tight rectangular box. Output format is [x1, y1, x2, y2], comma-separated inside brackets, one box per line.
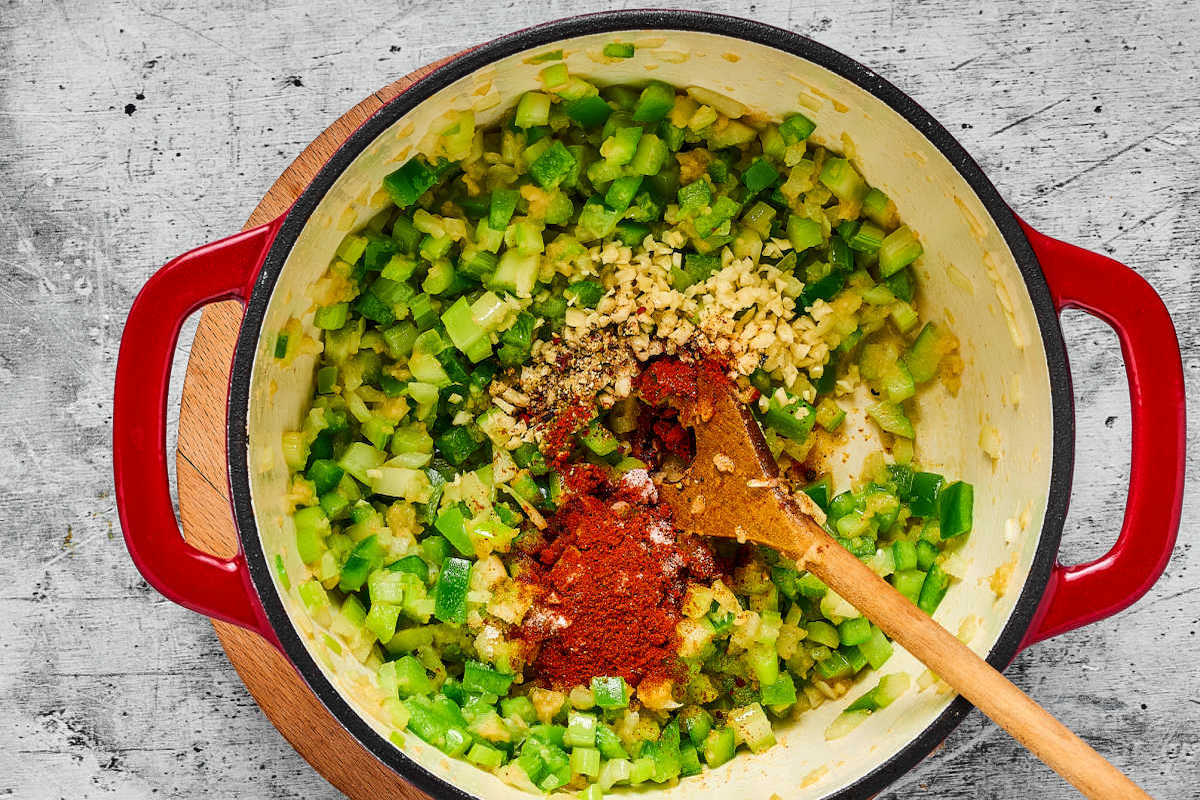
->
[113, 11, 1186, 800]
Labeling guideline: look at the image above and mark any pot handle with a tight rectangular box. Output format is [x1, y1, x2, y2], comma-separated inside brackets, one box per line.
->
[1018, 220, 1185, 645]
[113, 220, 282, 644]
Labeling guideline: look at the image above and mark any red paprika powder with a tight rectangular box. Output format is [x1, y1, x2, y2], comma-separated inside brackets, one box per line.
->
[517, 465, 719, 690]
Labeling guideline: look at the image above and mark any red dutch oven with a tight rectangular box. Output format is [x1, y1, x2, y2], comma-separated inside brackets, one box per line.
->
[113, 11, 1185, 800]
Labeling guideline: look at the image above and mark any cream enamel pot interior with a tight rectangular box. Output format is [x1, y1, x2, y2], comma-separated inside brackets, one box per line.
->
[112, 11, 1186, 800]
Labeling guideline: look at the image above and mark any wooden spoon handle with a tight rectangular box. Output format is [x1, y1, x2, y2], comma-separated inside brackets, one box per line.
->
[797, 526, 1152, 800]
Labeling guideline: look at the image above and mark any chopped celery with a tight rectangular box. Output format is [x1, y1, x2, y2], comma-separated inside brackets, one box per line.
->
[600, 126, 642, 165]
[878, 226, 923, 276]
[530, 140, 577, 189]
[859, 624, 894, 670]
[867, 400, 914, 439]
[786, 215, 823, 252]
[590, 676, 628, 708]
[515, 92, 552, 128]
[603, 41, 635, 59]
[490, 250, 540, 297]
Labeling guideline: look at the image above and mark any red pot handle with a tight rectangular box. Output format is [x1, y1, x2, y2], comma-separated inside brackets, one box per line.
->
[1018, 220, 1185, 646]
[113, 220, 282, 645]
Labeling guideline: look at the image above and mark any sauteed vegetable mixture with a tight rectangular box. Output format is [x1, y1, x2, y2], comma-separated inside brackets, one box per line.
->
[275, 50, 973, 796]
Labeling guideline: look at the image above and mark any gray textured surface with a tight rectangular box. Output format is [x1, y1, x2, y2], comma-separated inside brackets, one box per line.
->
[1, 0, 1197, 797]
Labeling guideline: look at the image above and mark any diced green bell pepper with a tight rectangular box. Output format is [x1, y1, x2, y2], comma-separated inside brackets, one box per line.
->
[590, 676, 629, 708]
[434, 556, 472, 624]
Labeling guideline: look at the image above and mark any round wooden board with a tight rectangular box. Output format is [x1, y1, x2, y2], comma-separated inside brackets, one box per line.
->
[175, 59, 461, 800]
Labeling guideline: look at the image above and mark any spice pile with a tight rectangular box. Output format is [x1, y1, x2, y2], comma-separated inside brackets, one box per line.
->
[516, 463, 720, 694]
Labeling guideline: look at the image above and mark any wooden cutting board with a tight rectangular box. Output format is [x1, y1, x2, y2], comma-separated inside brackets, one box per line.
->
[175, 59, 463, 800]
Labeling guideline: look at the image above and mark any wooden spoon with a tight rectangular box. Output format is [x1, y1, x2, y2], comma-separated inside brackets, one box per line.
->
[658, 382, 1151, 800]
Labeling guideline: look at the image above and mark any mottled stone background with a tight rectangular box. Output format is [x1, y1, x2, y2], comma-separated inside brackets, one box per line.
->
[1, 0, 1197, 797]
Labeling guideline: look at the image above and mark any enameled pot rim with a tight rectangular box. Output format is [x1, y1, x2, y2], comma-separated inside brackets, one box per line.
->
[226, 10, 1075, 800]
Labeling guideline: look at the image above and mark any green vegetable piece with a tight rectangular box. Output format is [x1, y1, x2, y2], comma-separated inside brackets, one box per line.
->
[564, 95, 613, 128]
[501, 695, 537, 724]
[498, 311, 536, 367]
[383, 157, 438, 208]
[938, 480, 974, 537]
[316, 365, 338, 394]
[515, 92, 552, 128]
[629, 133, 669, 175]
[579, 419, 618, 456]
[466, 742, 504, 769]
[462, 659, 515, 695]
[892, 540, 918, 572]
[814, 649, 854, 680]
[603, 41, 636, 59]
[434, 426, 481, 466]
[571, 746, 601, 777]
[489, 188, 519, 231]
[387, 554, 430, 583]
[434, 504, 474, 556]
[803, 476, 832, 513]
[604, 174, 643, 212]
[741, 200, 776, 237]
[337, 441, 386, 484]
[878, 225, 923, 276]
[858, 624, 894, 670]
[313, 303, 349, 331]
[564, 710, 598, 748]
[530, 140, 577, 189]
[365, 601, 402, 642]
[576, 196, 622, 241]
[306, 459, 344, 495]
[694, 195, 740, 237]
[915, 539, 938, 571]
[760, 673, 797, 707]
[908, 471, 945, 517]
[779, 112, 816, 143]
[891, 568, 927, 604]
[848, 221, 886, 253]
[632, 81, 675, 123]
[764, 395, 816, 443]
[391, 216, 422, 254]
[339, 535, 385, 593]
[702, 727, 735, 767]
[796, 572, 828, 599]
[590, 676, 629, 708]
[818, 157, 868, 204]
[918, 563, 951, 614]
[293, 506, 329, 564]
[786, 215, 823, 252]
[838, 616, 872, 647]
[565, 279, 605, 309]
[742, 158, 780, 194]
[677, 179, 712, 214]
[336, 233, 369, 264]
[600, 126, 642, 165]
[806, 620, 841, 648]
[433, 556, 472, 624]
[539, 62, 569, 91]
[391, 654, 434, 697]
[867, 400, 914, 439]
